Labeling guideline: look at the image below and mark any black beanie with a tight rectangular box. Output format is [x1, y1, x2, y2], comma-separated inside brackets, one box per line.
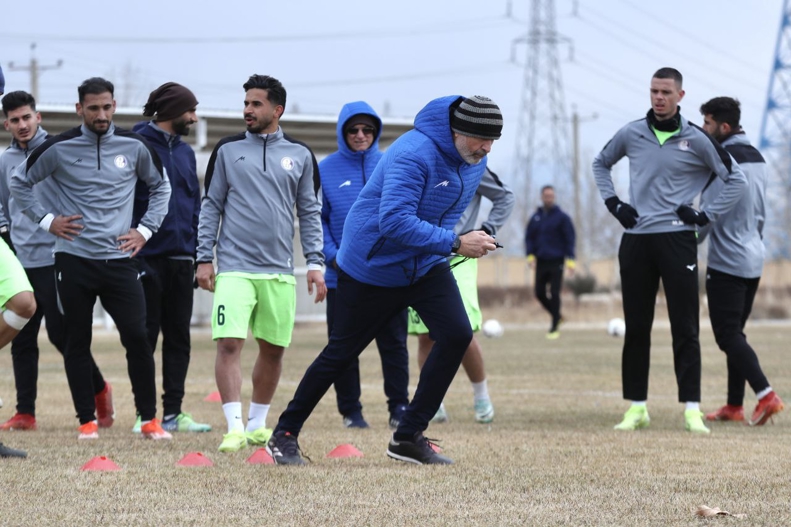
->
[450, 95, 503, 140]
[143, 82, 198, 121]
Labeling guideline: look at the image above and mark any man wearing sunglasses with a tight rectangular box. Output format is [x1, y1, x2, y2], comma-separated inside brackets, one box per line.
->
[319, 102, 410, 431]
[268, 95, 503, 465]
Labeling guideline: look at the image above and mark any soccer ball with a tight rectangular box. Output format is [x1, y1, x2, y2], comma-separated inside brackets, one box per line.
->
[482, 319, 504, 339]
[607, 318, 626, 337]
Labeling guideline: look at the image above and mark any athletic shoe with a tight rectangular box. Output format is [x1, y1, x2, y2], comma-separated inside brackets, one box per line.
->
[218, 430, 248, 453]
[431, 403, 449, 424]
[95, 382, 114, 428]
[389, 404, 407, 430]
[748, 391, 784, 426]
[267, 430, 307, 465]
[132, 415, 142, 434]
[342, 412, 369, 429]
[705, 404, 744, 422]
[162, 412, 212, 433]
[0, 442, 26, 458]
[684, 410, 711, 434]
[614, 406, 650, 431]
[474, 399, 495, 424]
[78, 421, 99, 440]
[0, 412, 37, 431]
[386, 433, 453, 465]
[245, 426, 273, 446]
[140, 418, 173, 440]
[546, 330, 560, 340]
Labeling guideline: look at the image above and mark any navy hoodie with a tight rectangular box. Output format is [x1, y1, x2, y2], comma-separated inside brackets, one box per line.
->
[524, 205, 576, 261]
[132, 121, 200, 258]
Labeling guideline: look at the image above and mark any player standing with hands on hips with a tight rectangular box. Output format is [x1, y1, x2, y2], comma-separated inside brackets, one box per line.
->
[592, 68, 746, 434]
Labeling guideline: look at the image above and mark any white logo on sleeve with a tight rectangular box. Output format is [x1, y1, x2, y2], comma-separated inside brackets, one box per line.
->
[434, 180, 450, 188]
[686, 264, 696, 271]
[281, 157, 294, 170]
[114, 155, 128, 168]
[339, 180, 351, 188]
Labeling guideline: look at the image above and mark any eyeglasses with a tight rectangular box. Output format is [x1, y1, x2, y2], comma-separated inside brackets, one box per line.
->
[346, 126, 376, 136]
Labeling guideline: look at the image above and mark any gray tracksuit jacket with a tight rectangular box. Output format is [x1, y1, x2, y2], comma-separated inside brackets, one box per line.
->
[10, 123, 171, 260]
[699, 132, 767, 279]
[196, 128, 324, 274]
[592, 114, 747, 234]
[454, 168, 515, 236]
[0, 126, 61, 268]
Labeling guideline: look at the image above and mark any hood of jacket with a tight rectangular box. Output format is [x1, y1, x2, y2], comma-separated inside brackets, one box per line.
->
[336, 101, 382, 159]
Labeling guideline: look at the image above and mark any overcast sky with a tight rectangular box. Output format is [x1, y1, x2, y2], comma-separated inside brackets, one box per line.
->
[0, 0, 783, 199]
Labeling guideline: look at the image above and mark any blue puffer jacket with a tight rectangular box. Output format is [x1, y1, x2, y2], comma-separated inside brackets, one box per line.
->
[132, 121, 200, 258]
[337, 95, 487, 287]
[524, 205, 576, 260]
[319, 102, 383, 288]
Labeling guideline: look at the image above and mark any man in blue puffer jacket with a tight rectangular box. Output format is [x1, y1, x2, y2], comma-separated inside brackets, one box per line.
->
[268, 95, 503, 465]
[131, 82, 211, 433]
[319, 101, 409, 430]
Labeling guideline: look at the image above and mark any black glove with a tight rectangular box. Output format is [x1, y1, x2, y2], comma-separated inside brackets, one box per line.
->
[604, 197, 639, 229]
[0, 227, 15, 254]
[676, 205, 709, 226]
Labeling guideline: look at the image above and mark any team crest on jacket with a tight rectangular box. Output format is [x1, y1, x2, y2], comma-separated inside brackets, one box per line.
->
[678, 140, 690, 151]
[281, 157, 294, 170]
[114, 155, 128, 168]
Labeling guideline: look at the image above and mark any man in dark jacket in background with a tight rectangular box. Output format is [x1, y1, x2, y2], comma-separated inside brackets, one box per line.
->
[525, 185, 576, 339]
[132, 82, 211, 433]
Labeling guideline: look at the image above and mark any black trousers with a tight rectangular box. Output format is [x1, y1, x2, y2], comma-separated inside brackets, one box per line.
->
[139, 257, 194, 417]
[327, 288, 409, 416]
[534, 258, 564, 327]
[55, 253, 157, 424]
[276, 263, 472, 439]
[619, 232, 701, 402]
[11, 265, 105, 416]
[706, 267, 768, 406]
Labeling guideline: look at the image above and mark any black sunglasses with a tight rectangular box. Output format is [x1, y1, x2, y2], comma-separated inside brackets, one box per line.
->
[346, 126, 376, 136]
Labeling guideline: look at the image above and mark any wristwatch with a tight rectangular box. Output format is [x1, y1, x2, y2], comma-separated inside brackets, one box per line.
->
[451, 235, 461, 253]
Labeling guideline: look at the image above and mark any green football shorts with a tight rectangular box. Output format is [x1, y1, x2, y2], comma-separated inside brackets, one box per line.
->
[408, 256, 481, 335]
[0, 240, 32, 308]
[212, 272, 297, 347]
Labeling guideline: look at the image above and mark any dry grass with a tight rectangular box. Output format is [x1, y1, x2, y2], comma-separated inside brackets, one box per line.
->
[1, 320, 790, 526]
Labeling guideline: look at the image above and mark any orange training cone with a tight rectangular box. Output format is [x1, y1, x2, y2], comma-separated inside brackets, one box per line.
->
[326, 443, 364, 458]
[177, 452, 214, 467]
[203, 391, 221, 402]
[81, 456, 121, 471]
[246, 448, 275, 465]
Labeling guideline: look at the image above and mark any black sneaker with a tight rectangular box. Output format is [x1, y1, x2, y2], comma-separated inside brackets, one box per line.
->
[266, 430, 307, 466]
[342, 412, 369, 429]
[0, 442, 27, 459]
[386, 433, 453, 465]
[388, 404, 407, 430]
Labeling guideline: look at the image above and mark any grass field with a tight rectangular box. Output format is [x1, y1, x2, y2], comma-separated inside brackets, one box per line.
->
[1, 320, 790, 526]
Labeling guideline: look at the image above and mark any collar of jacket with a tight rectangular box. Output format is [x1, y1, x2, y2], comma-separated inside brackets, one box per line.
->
[245, 126, 283, 143]
[80, 122, 115, 142]
[645, 107, 681, 132]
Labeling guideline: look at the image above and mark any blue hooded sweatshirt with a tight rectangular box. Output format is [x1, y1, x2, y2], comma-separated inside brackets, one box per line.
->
[524, 204, 576, 261]
[337, 95, 487, 287]
[319, 101, 383, 288]
[132, 121, 200, 258]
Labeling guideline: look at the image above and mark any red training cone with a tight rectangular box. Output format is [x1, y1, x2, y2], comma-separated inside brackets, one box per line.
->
[326, 443, 364, 458]
[246, 448, 275, 465]
[177, 452, 214, 467]
[81, 456, 121, 471]
[203, 391, 221, 402]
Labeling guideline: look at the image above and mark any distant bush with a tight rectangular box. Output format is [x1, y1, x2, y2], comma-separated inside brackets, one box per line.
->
[565, 273, 597, 300]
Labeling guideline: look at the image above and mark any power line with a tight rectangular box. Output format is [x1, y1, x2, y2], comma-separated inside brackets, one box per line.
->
[615, 0, 768, 76]
[0, 17, 509, 44]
